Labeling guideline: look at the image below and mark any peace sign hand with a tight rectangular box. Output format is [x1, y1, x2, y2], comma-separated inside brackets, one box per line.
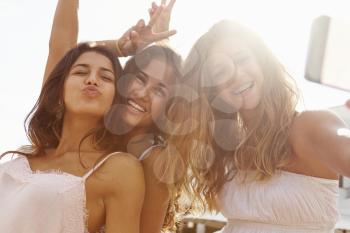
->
[118, 5, 177, 56]
[149, 0, 176, 33]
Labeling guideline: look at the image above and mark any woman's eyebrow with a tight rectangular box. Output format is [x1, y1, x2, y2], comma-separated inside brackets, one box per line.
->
[138, 69, 169, 90]
[72, 64, 114, 74]
[72, 64, 89, 69]
[157, 81, 168, 90]
[138, 69, 150, 78]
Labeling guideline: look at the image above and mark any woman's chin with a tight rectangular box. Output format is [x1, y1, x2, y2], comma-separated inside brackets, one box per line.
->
[122, 114, 148, 130]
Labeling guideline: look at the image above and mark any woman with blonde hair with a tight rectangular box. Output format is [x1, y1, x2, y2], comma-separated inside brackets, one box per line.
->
[184, 20, 350, 233]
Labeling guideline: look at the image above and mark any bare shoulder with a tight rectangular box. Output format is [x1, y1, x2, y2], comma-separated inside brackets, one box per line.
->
[142, 145, 185, 185]
[141, 146, 165, 164]
[103, 152, 142, 171]
[140, 147, 164, 182]
[141, 146, 176, 173]
[99, 152, 144, 195]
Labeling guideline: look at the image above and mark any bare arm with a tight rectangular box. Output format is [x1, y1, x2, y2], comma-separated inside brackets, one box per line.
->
[140, 148, 170, 233]
[290, 110, 350, 177]
[43, 0, 79, 85]
[104, 154, 145, 233]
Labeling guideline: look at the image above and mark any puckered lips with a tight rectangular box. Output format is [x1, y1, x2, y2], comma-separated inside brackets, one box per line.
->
[82, 85, 102, 97]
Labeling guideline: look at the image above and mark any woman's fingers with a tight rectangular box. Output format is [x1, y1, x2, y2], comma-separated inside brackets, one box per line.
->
[152, 2, 158, 10]
[130, 30, 140, 50]
[136, 19, 145, 29]
[148, 4, 164, 27]
[167, 0, 176, 10]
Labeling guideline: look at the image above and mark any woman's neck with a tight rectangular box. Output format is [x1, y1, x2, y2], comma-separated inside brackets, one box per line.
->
[54, 112, 101, 156]
[122, 128, 155, 158]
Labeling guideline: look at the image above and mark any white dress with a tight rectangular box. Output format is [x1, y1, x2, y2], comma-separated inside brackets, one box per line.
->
[0, 153, 119, 233]
[216, 170, 339, 233]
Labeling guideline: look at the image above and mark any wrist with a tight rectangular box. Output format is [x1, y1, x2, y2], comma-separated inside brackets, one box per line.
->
[155, 38, 170, 46]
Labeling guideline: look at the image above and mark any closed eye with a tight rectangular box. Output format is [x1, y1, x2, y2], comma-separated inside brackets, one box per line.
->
[102, 76, 114, 82]
[73, 70, 88, 76]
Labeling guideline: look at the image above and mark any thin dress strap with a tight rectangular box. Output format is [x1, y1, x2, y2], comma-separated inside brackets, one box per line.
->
[82, 152, 121, 180]
[138, 144, 163, 161]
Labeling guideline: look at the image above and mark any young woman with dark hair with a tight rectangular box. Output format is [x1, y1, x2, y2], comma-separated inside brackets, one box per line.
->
[0, 43, 145, 233]
[33, 1, 193, 232]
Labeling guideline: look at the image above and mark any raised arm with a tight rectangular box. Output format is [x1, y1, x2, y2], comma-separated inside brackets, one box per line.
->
[43, 0, 79, 85]
[290, 110, 350, 177]
[96, 2, 177, 57]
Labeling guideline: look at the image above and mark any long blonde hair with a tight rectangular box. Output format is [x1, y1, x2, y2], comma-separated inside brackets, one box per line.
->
[183, 20, 299, 211]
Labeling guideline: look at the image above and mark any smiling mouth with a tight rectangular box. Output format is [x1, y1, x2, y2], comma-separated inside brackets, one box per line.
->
[233, 81, 254, 95]
[127, 99, 147, 113]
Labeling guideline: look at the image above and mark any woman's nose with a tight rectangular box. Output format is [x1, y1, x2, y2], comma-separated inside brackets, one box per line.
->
[134, 85, 152, 101]
[85, 72, 99, 86]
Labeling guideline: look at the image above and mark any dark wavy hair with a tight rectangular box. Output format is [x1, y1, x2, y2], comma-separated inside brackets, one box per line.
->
[119, 45, 193, 232]
[1, 43, 123, 166]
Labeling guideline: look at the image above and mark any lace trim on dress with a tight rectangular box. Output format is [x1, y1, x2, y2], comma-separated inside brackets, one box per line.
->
[17, 156, 88, 233]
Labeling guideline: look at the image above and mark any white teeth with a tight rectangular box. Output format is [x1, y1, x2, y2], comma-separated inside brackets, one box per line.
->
[234, 82, 254, 95]
[127, 100, 146, 112]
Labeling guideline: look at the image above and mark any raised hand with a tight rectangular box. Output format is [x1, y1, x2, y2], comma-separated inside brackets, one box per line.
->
[149, 0, 176, 33]
[117, 5, 176, 56]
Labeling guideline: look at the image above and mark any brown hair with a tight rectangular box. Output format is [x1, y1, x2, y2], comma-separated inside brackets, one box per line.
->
[183, 20, 299, 211]
[1, 43, 123, 164]
[114, 45, 194, 231]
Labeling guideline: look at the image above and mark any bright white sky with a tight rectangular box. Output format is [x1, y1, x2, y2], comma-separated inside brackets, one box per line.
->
[1, 0, 350, 155]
